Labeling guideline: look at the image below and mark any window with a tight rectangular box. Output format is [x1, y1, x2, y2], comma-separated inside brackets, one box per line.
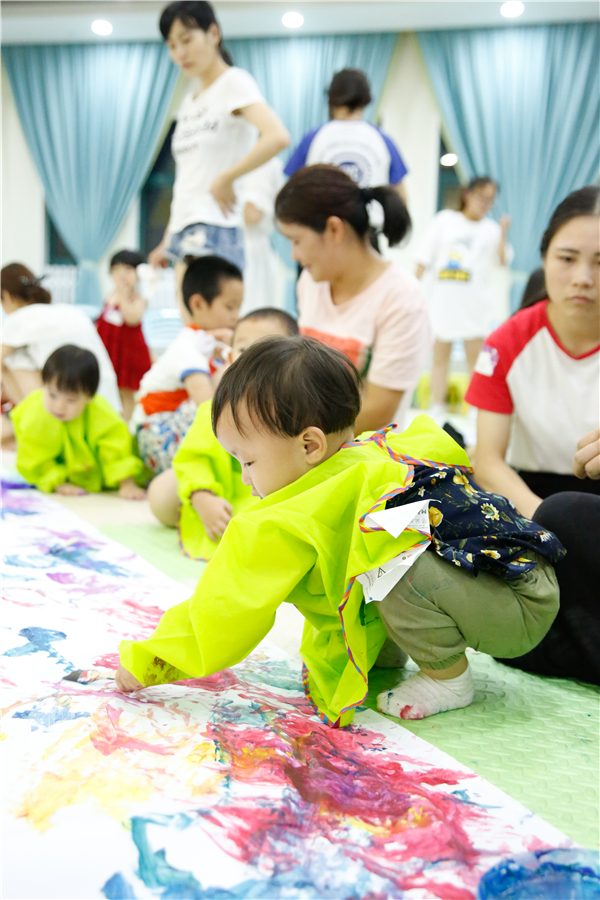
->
[140, 122, 176, 257]
[46, 211, 76, 265]
[437, 137, 462, 211]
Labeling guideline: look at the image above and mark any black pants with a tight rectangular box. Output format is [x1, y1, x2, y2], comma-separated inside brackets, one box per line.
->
[496, 491, 600, 684]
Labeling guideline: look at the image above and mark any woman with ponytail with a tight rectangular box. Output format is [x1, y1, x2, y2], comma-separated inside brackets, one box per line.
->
[1, 263, 120, 416]
[149, 1, 289, 279]
[276, 165, 430, 433]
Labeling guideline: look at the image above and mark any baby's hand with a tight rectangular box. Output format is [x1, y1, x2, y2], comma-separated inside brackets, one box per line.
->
[119, 477, 147, 501]
[191, 491, 233, 542]
[55, 482, 87, 496]
[114, 664, 144, 693]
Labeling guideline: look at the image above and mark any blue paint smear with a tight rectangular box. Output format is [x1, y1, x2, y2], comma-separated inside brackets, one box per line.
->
[48, 541, 131, 577]
[1, 507, 38, 518]
[237, 658, 302, 692]
[102, 814, 404, 900]
[12, 699, 90, 731]
[102, 873, 138, 899]
[2, 627, 73, 671]
[478, 848, 600, 900]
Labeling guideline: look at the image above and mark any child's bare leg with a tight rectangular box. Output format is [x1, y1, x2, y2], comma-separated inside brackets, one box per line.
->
[119, 389, 136, 422]
[430, 340, 452, 408]
[148, 468, 180, 527]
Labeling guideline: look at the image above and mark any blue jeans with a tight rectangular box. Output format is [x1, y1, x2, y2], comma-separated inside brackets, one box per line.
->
[165, 222, 245, 270]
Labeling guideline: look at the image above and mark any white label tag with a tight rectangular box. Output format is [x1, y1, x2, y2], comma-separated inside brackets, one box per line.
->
[358, 500, 432, 604]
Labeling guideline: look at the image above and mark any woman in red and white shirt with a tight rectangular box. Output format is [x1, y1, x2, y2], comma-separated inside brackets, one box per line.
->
[466, 186, 600, 684]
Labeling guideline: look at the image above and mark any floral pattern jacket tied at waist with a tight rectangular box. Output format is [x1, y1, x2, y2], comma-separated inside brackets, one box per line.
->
[119, 417, 557, 728]
[386, 465, 565, 579]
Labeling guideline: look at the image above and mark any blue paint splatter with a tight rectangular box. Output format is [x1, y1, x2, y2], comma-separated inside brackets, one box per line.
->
[12, 698, 90, 731]
[238, 658, 302, 692]
[478, 848, 600, 899]
[48, 541, 131, 577]
[104, 814, 404, 899]
[102, 873, 138, 899]
[2, 627, 73, 671]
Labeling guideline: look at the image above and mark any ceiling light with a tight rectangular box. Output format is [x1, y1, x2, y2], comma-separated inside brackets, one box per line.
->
[282, 11, 304, 28]
[500, 2, 524, 18]
[440, 153, 458, 167]
[91, 19, 113, 36]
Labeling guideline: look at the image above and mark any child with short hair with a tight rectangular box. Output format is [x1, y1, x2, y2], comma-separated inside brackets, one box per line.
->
[96, 250, 152, 422]
[147, 308, 299, 560]
[11, 345, 146, 499]
[116, 337, 563, 725]
[134, 255, 243, 474]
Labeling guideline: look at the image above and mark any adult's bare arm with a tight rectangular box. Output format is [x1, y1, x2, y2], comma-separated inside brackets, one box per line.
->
[474, 409, 542, 519]
[354, 384, 404, 435]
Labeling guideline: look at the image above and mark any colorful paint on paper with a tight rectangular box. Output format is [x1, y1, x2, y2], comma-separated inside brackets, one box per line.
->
[1, 485, 573, 899]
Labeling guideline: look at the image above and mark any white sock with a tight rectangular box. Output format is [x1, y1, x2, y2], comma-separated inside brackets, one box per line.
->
[377, 664, 474, 720]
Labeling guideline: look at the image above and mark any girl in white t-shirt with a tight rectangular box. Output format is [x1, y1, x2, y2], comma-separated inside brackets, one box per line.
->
[415, 176, 512, 417]
[276, 165, 431, 433]
[149, 1, 289, 286]
[1, 263, 121, 435]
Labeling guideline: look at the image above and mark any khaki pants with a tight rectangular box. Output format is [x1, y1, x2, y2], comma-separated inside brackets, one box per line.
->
[376, 550, 559, 671]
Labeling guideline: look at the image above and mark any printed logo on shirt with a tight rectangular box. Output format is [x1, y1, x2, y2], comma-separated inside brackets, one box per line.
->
[474, 344, 499, 377]
[327, 152, 373, 187]
[438, 251, 471, 282]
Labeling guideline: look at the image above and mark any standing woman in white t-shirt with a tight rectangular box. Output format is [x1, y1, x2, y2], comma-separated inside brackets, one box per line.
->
[276, 165, 431, 433]
[149, 1, 289, 290]
[415, 176, 512, 418]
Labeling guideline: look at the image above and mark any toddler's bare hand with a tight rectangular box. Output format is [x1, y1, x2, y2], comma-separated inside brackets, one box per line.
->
[54, 482, 87, 496]
[114, 664, 143, 693]
[191, 491, 233, 542]
[119, 477, 147, 500]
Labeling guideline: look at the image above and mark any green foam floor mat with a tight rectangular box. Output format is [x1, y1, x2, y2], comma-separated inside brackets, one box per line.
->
[367, 652, 599, 849]
[100, 523, 206, 584]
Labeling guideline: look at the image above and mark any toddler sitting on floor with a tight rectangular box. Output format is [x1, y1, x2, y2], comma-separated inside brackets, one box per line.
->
[11, 345, 146, 499]
[147, 307, 298, 560]
[116, 337, 563, 724]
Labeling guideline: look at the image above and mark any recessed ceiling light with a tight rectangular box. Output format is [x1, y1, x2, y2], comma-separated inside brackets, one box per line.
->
[282, 11, 304, 28]
[500, 2, 524, 18]
[91, 19, 113, 36]
[440, 153, 458, 167]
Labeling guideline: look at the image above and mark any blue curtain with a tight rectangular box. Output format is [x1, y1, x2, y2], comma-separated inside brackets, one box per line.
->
[417, 23, 600, 308]
[3, 44, 179, 306]
[228, 33, 398, 155]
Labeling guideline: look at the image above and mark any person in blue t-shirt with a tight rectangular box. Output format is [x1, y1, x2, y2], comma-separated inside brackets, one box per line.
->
[285, 68, 408, 204]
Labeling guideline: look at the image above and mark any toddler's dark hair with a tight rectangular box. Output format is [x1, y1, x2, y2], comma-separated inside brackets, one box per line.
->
[42, 345, 100, 397]
[182, 255, 243, 313]
[327, 69, 371, 112]
[110, 250, 145, 270]
[236, 307, 298, 336]
[212, 336, 361, 437]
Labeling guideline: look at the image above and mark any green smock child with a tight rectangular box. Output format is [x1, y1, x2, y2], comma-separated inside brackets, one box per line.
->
[11, 345, 147, 499]
[117, 337, 562, 725]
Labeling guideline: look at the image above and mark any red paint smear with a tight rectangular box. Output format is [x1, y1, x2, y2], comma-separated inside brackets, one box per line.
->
[89, 703, 173, 757]
[93, 653, 120, 669]
[196, 704, 488, 897]
[400, 705, 414, 719]
[176, 670, 240, 692]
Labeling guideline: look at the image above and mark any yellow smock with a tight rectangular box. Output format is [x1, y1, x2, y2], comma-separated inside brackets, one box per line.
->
[172, 399, 253, 560]
[10, 390, 146, 493]
[120, 417, 471, 726]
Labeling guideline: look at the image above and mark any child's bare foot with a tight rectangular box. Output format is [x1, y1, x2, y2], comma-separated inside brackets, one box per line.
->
[118, 477, 146, 501]
[114, 664, 143, 693]
[55, 482, 87, 496]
